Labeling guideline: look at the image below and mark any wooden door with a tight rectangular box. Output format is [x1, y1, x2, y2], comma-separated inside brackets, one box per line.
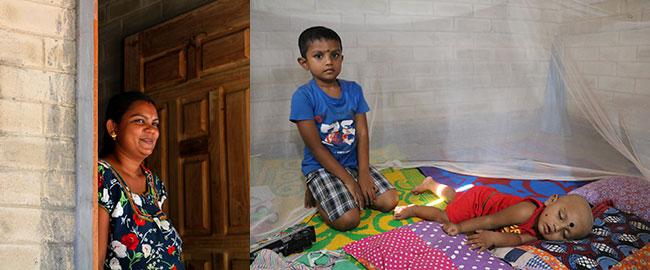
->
[123, 0, 249, 269]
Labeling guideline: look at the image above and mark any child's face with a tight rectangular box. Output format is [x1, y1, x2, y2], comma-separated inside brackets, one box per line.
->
[298, 39, 343, 84]
[537, 194, 593, 241]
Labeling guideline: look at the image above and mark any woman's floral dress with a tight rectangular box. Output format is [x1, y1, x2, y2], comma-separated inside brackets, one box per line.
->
[98, 160, 184, 270]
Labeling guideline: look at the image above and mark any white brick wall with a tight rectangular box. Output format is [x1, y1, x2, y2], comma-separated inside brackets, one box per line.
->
[0, 29, 43, 67]
[45, 39, 76, 72]
[251, 0, 315, 12]
[560, 0, 650, 168]
[0, 171, 42, 206]
[0, 99, 44, 134]
[390, 1, 433, 15]
[434, 3, 473, 17]
[474, 4, 506, 19]
[455, 18, 491, 32]
[0, 0, 74, 38]
[251, 0, 561, 154]
[0, 66, 76, 104]
[0, 0, 76, 268]
[316, 0, 388, 13]
[0, 245, 40, 268]
[251, 0, 650, 182]
[598, 76, 636, 93]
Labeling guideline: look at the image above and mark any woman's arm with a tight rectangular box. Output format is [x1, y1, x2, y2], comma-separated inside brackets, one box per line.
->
[296, 120, 365, 209]
[98, 209, 109, 270]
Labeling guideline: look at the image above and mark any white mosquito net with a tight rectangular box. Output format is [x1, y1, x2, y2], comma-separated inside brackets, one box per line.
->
[250, 0, 650, 242]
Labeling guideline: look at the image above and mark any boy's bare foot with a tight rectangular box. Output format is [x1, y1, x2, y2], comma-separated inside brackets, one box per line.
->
[411, 176, 437, 195]
[393, 204, 416, 220]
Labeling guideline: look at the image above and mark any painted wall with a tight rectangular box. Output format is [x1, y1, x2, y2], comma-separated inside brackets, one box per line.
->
[0, 0, 77, 268]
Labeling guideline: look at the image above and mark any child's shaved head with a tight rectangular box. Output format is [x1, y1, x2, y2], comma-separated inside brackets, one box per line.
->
[538, 194, 593, 241]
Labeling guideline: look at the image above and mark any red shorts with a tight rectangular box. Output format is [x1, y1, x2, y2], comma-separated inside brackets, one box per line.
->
[445, 186, 525, 224]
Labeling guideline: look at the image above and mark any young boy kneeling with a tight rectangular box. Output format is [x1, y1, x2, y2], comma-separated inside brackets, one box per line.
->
[394, 177, 594, 251]
[290, 26, 398, 231]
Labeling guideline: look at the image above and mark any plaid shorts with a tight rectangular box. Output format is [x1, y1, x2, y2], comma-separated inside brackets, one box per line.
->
[306, 165, 394, 222]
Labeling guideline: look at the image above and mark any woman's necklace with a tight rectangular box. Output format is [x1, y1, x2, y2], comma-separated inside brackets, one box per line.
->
[106, 160, 165, 221]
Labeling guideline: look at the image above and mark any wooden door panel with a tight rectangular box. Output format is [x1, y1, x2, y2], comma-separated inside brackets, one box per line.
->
[124, 0, 250, 92]
[201, 30, 248, 74]
[229, 257, 249, 270]
[223, 88, 249, 235]
[179, 154, 212, 236]
[176, 92, 213, 237]
[144, 48, 187, 89]
[138, 1, 248, 57]
[184, 253, 214, 270]
[125, 1, 249, 269]
[148, 102, 170, 214]
[180, 95, 209, 139]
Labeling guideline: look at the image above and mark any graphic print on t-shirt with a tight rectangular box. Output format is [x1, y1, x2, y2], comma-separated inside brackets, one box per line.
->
[319, 119, 355, 154]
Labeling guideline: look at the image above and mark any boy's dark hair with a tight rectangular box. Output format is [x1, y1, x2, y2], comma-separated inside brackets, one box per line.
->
[99, 91, 157, 158]
[298, 26, 342, 58]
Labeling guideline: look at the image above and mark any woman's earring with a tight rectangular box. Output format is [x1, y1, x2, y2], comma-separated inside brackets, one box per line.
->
[110, 132, 117, 141]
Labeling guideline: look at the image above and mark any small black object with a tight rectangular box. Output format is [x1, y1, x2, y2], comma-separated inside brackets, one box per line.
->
[250, 224, 316, 262]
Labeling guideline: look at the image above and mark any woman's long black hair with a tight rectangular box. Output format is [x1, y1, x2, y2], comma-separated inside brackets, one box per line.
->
[99, 91, 157, 158]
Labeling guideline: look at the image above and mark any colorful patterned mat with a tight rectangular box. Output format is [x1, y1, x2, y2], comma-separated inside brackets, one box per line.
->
[418, 166, 589, 201]
[493, 205, 650, 270]
[304, 167, 440, 252]
[304, 166, 591, 252]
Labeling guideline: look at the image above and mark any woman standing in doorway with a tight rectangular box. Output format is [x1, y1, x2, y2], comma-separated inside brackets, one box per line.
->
[98, 91, 184, 270]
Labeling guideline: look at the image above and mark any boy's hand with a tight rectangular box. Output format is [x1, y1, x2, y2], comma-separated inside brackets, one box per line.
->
[304, 188, 317, 208]
[443, 222, 461, 236]
[344, 181, 366, 210]
[467, 230, 496, 252]
[358, 172, 377, 207]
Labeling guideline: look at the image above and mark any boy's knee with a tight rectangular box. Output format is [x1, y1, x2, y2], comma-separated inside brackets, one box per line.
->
[374, 189, 399, 212]
[330, 208, 360, 231]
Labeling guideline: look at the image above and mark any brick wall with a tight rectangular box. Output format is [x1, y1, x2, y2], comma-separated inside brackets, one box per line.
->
[0, 0, 76, 268]
[560, 0, 650, 162]
[251, 0, 561, 156]
[98, 0, 213, 123]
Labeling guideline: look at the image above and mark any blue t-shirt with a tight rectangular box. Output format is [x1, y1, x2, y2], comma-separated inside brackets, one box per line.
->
[290, 79, 370, 175]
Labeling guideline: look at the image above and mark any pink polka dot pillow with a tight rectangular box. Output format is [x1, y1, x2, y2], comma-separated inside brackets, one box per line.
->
[343, 222, 512, 270]
[343, 226, 454, 270]
[569, 176, 650, 221]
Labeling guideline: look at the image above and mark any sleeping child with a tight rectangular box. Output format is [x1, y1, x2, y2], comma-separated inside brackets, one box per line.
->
[394, 176, 594, 251]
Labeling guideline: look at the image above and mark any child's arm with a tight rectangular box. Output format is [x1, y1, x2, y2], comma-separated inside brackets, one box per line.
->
[445, 200, 538, 235]
[467, 230, 537, 251]
[355, 113, 376, 206]
[296, 120, 366, 209]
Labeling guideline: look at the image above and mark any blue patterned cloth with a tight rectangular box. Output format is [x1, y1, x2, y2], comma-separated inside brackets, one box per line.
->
[98, 160, 184, 270]
[494, 205, 650, 269]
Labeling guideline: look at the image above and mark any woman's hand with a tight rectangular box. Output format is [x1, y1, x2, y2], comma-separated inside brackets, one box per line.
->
[358, 172, 377, 207]
[467, 230, 497, 252]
